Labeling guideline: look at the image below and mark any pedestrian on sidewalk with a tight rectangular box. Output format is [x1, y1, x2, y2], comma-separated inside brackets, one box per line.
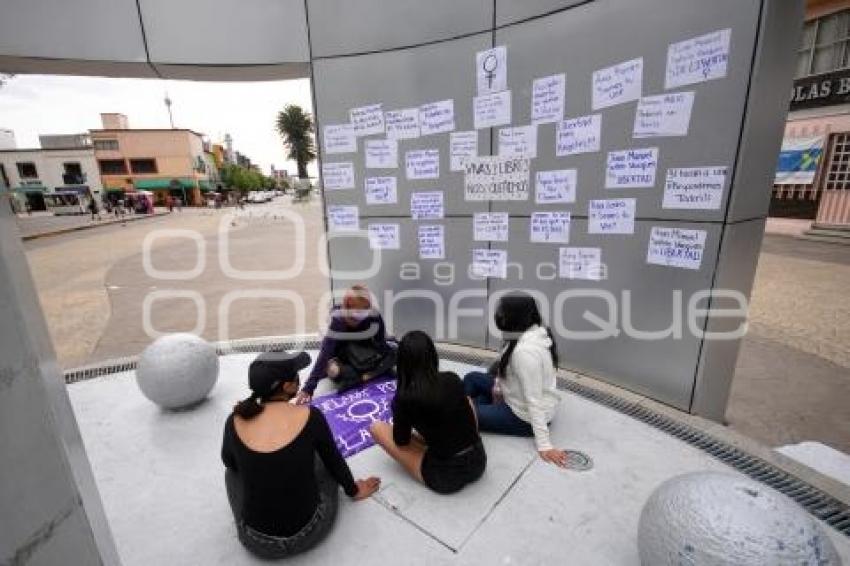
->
[88, 198, 101, 221]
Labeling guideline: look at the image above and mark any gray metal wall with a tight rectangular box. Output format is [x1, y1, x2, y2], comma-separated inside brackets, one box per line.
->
[312, 0, 803, 415]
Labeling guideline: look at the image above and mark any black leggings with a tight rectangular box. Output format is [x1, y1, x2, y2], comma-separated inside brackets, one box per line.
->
[225, 459, 339, 559]
[332, 349, 397, 392]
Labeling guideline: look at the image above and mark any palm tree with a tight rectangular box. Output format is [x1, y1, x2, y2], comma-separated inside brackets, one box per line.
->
[275, 105, 316, 179]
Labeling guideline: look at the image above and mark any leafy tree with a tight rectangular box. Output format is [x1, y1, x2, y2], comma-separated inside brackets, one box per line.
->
[275, 105, 316, 179]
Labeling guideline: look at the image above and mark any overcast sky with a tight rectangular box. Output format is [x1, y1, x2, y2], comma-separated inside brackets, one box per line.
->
[0, 74, 316, 176]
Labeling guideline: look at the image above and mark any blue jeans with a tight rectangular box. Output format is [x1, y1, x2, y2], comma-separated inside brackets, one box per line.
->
[463, 371, 533, 437]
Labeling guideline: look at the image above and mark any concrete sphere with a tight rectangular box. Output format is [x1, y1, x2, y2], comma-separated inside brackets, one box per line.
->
[136, 333, 219, 409]
[638, 471, 841, 566]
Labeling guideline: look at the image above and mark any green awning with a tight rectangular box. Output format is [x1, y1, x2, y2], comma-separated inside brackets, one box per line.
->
[12, 186, 46, 193]
[198, 180, 212, 191]
[133, 178, 196, 190]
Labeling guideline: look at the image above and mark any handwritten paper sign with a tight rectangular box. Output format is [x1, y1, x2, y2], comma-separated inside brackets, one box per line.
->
[499, 125, 538, 159]
[473, 212, 509, 242]
[477, 46, 507, 94]
[368, 223, 400, 250]
[666, 28, 732, 89]
[419, 99, 455, 136]
[472, 249, 507, 279]
[592, 58, 643, 110]
[324, 124, 356, 154]
[646, 227, 707, 270]
[411, 191, 444, 220]
[588, 198, 636, 234]
[322, 162, 355, 190]
[535, 169, 576, 204]
[350, 104, 385, 136]
[450, 131, 478, 172]
[559, 247, 602, 280]
[633, 92, 695, 138]
[530, 212, 570, 243]
[532, 73, 566, 125]
[474, 90, 512, 130]
[464, 156, 530, 201]
[418, 225, 444, 259]
[556, 114, 601, 156]
[385, 108, 420, 140]
[606, 148, 659, 188]
[662, 166, 727, 210]
[365, 176, 397, 205]
[327, 205, 359, 232]
[405, 149, 439, 180]
[365, 139, 398, 169]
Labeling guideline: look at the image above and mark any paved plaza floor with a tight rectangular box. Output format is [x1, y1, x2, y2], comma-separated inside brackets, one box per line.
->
[17, 200, 850, 453]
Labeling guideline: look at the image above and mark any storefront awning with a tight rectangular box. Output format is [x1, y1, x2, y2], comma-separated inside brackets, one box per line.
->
[12, 186, 46, 193]
[133, 178, 196, 190]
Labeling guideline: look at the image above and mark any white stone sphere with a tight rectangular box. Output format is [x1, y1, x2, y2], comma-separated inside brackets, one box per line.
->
[638, 471, 841, 566]
[136, 333, 219, 409]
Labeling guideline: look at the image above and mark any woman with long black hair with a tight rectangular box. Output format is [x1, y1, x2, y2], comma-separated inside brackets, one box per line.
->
[221, 351, 380, 559]
[370, 331, 486, 494]
[463, 292, 568, 467]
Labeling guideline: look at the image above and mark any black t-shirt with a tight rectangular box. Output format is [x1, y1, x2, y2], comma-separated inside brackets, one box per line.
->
[392, 371, 480, 459]
[221, 406, 357, 536]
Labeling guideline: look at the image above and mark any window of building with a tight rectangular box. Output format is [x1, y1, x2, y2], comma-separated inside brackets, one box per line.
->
[16, 161, 38, 179]
[824, 132, 850, 190]
[63, 162, 83, 176]
[98, 159, 128, 175]
[93, 139, 119, 151]
[129, 159, 158, 174]
[797, 10, 850, 78]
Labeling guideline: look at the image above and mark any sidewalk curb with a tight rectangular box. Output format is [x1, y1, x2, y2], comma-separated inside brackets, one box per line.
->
[20, 211, 171, 241]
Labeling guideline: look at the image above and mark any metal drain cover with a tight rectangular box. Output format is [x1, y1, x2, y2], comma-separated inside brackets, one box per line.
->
[563, 449, 593, 471]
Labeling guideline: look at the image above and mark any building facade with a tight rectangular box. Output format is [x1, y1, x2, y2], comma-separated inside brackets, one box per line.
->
[775, 0, 850, 226]
[89, 113, 211, 205]
[0, 141, 102, 211]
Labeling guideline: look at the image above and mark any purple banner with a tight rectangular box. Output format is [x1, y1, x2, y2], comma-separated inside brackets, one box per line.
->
[312, 377, 397, 458]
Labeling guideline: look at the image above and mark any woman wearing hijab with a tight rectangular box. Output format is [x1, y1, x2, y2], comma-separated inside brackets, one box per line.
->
[221, 350, 380, 558]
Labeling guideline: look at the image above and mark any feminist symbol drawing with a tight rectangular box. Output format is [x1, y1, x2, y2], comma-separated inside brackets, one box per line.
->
[477, 46, 506, 94]
[483, 53, 499, 90]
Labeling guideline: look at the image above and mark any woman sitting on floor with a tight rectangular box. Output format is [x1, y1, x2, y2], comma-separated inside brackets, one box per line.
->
[296, 285, 396, 404]
[370, 331, 486, 494]
[221, 351, 380, 559]
[463, 292, 568, 468]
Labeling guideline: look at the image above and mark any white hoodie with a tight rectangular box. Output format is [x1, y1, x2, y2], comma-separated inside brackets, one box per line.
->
[499, 325, 560, 451]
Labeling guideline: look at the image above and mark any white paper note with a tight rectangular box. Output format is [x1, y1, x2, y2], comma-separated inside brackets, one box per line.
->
[365, 176, 398, 205]
[530, 212, 570, 243]
[418, 225, 445, 259]
[588, 198, 636, 234]
[473, 212, 509, 242]
[406, 149, 440, 180]
[327, 205, 359, 232]
[633, 92, 695, 138]
[666, 28, 731, 89]
[559, 247, 602, 280]
[555, 114, 601, 157]
[605, 148, 659, 188]
[472, 249, 507, 279]
[532, 73, 566, 125]
[411, 191, 444, 220]
[477, 46, 507, 95]
[535, 169, 577, 204]
[662, 166, 727, 210]
[365, 139, 398, 169]
[385, 108, 420, 140]
[499, 125, 538, 159]
[368, 223, 400, 250]
[464, 156, 530, 201]
[646, 227, 707, 270]
[350, 103, 385, 136]
[419, 99, 455, 136]
[450, 131, 478, 172]
[323, 124, 356, 154]
[474, 90, 512, 130]
[592, 58, 643, 111]
[322, 162, 355, 190]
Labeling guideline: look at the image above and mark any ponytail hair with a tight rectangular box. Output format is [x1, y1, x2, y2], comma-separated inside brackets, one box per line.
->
[233, 393, 264, 419]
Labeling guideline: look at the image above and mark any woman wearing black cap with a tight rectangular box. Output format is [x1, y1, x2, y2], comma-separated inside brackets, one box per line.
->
[221, 351, 380, 559]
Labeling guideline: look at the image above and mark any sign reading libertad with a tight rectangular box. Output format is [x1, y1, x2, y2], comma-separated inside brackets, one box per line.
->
[464, 156, 530, 201]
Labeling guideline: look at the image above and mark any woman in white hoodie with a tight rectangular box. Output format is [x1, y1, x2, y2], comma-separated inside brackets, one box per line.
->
[463, 292, 568, 467]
